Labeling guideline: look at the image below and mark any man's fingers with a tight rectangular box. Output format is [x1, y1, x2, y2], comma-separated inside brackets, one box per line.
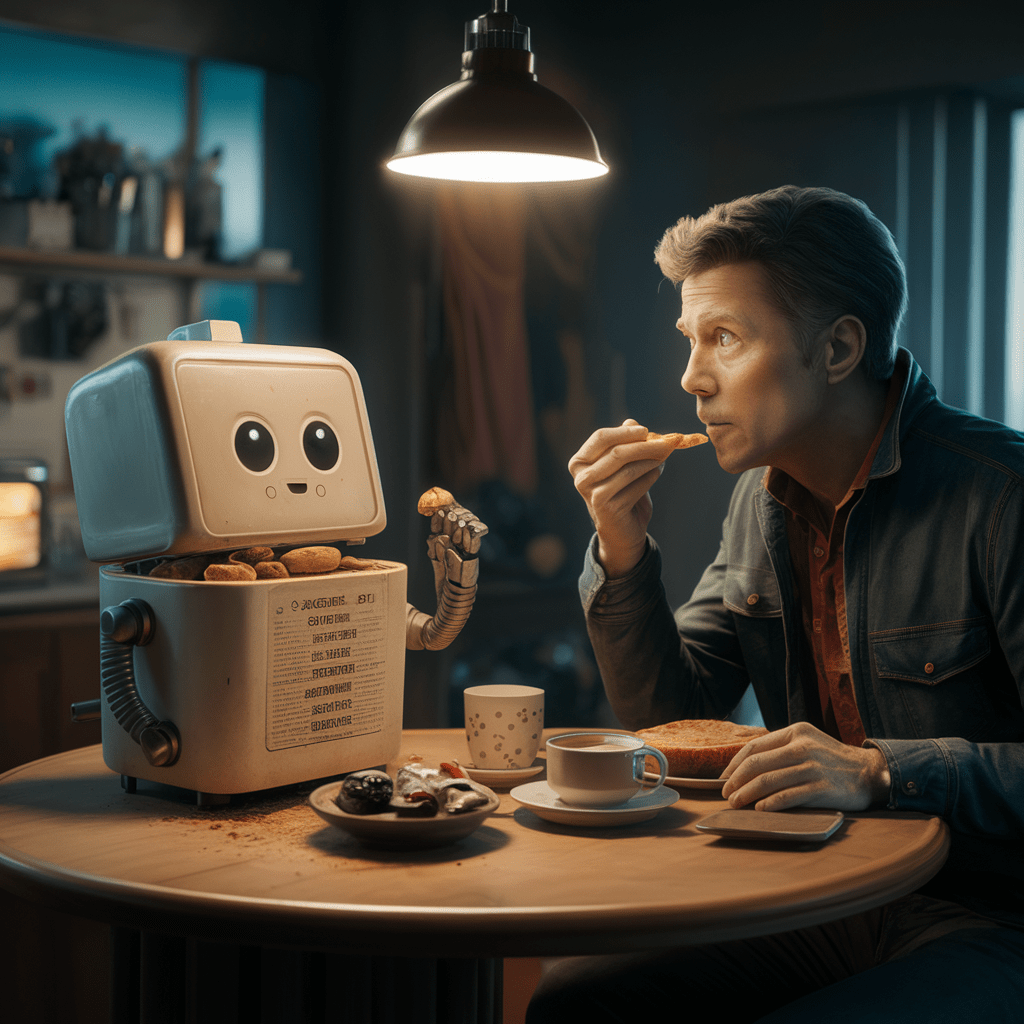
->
[724, 761, 819, 808]
[720, 727, 794, 780]
[570, 423, 695, 503]
[615, 437, 682, 466]
[600, 467, 662, 515]
[584, 465, 663, 521]
[722, 746, 810, 799]
[752, 783, 829, 812]
[575, 448, 665, 494]
[569, 422, 647, 470]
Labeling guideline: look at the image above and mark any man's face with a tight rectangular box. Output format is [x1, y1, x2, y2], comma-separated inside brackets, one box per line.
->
[678, 261, 827, 477]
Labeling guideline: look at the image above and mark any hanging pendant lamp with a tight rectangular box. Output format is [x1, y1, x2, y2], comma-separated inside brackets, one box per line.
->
[386, 1, 609, 183]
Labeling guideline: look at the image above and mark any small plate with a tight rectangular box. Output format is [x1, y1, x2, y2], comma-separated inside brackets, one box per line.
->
[458, 762, 545, 787]
[646, 771, 726, 792]
[309, 781, 500, 849]
[510, 780, 679, 827]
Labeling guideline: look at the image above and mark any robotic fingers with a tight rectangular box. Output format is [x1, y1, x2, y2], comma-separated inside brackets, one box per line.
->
[406, 488, 489, 651]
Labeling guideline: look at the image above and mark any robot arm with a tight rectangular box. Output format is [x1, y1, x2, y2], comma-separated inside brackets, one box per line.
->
[406, 488, 488, 651]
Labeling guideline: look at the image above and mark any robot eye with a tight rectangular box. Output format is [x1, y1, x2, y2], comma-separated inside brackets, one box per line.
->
[303, 420, 339, 471]
[234, 420, 276, 472]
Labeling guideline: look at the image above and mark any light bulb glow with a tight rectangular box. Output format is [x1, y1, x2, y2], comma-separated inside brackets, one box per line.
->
[386, 150, 608, 183]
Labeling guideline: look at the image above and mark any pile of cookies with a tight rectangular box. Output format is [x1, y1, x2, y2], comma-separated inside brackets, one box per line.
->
[147, 486, 457, 583]
[149, 546, 386, 582]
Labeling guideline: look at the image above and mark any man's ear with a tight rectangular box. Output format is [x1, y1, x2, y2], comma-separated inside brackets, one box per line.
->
[823, 316, 868, 384]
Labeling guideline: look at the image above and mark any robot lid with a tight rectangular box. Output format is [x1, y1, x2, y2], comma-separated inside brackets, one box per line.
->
[65, 320, 386, 564]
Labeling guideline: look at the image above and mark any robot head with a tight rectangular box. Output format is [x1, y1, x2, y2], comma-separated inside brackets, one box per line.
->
[65, 321, 386, 563]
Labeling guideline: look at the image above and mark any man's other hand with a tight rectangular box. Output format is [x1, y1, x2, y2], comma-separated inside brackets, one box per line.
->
[720, 721, 892, 812]
[568, 419, 682, 579]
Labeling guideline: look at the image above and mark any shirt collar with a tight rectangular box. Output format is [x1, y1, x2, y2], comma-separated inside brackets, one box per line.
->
[868, 347, 928, 480]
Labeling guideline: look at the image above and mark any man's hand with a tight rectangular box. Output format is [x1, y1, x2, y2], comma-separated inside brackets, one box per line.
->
[568, 419, 682, 578]
[720, 721, 892, 812]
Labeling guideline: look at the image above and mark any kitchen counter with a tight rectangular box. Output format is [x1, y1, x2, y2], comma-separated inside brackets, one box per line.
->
[0, 560, 100, 614]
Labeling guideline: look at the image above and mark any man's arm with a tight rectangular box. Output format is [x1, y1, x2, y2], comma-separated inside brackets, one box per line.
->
[571, 421, 757, 729]
[582, 531, 752, 732]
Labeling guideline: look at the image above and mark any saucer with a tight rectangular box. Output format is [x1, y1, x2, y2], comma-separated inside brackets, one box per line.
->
[458, 762, 545, 788]
[645, 771, 726, 792]
[510, 781, 679, 827]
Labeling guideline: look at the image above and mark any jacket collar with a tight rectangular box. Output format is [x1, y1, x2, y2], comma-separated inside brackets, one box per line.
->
[868, 347, 936, 481]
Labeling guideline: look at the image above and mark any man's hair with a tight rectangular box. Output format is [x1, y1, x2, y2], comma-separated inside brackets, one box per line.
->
[654, 185, 907, 380]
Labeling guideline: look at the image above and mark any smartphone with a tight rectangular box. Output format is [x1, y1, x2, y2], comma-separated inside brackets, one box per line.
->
[695, 809, 845, 842]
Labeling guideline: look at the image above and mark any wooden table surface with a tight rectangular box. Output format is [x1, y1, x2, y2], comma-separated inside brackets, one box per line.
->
[0, 729, 950, 957]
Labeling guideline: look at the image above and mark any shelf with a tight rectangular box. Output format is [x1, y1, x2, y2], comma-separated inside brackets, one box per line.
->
[0, 245, 302, 285]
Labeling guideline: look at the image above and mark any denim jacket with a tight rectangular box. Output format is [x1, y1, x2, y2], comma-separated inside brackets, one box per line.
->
[580, 349, 1024, 922]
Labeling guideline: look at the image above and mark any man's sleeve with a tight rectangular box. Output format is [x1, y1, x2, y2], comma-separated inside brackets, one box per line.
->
[580, 533, 750, 731]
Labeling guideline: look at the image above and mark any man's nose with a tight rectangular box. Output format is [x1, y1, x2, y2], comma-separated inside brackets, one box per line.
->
[681, 346, 714, 395]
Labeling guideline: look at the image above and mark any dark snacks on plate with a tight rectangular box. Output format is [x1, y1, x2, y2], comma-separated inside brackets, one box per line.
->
[335, 763, 491, 818]
[336, 770, 394, 815]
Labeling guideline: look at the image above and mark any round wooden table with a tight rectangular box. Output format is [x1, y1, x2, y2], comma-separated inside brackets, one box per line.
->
[0, 729, 949, 1023]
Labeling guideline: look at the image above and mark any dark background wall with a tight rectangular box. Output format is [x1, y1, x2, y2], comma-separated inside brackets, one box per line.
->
[0, 0, 1021, 704]
[2, 3, 1024, 1021]
[3, 0, 1023, 719]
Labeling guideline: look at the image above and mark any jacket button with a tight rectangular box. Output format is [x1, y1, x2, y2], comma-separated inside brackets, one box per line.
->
[903, 781, 918, 795]
[747, 594, 759, 606]
[924, 662, 935, 674]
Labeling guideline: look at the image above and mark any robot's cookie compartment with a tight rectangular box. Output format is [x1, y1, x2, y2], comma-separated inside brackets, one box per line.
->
[96, 561, 408, 795]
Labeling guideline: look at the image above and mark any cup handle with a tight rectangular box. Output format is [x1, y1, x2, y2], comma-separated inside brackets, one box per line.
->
[635, 745, 668, 790]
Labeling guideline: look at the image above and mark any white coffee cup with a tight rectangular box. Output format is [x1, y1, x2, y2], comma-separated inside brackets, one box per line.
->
[545, 731, 669, 807]
[464, 684, 545, 770]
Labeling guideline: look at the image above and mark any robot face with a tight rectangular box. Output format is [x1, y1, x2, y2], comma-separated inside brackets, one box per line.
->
[175, 359, 382, 539]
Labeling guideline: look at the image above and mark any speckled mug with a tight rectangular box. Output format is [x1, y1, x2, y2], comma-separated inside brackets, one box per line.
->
[464, 684, 545, 770]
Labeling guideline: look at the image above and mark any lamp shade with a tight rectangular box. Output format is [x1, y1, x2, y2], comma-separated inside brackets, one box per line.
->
[386, 5, 608, 183]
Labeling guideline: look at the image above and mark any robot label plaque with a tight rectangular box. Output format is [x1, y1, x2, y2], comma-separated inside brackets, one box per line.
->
[267, 576, 389, 750]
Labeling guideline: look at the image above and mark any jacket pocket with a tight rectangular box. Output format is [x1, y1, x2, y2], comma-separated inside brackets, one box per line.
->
[870, 619, 990, 684]
[869, 619, 996, 740]
[723, 565, 782, 618]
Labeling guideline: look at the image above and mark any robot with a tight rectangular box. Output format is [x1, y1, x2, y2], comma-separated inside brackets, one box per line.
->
[65, 319, 486, 803]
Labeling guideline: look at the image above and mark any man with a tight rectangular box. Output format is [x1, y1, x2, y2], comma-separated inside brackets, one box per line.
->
[528, 186, 1024, 1022]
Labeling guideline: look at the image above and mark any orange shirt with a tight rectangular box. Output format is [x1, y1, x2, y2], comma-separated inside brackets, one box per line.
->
[765, 369, 904, 745]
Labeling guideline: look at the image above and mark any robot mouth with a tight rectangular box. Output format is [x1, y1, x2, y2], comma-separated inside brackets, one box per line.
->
[287, 482, 308, 494]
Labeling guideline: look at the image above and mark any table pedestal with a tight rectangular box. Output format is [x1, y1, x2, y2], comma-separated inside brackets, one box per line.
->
[111, 929, 502, 1024]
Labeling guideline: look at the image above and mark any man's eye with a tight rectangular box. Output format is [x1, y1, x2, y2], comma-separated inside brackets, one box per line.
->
[718, 330, 736, 346]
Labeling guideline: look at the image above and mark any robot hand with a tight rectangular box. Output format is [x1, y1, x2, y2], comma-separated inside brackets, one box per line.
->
[406, 487, 489, 651]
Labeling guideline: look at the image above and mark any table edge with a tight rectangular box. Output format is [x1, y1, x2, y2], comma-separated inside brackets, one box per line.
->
[0, 815, 950, 956]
